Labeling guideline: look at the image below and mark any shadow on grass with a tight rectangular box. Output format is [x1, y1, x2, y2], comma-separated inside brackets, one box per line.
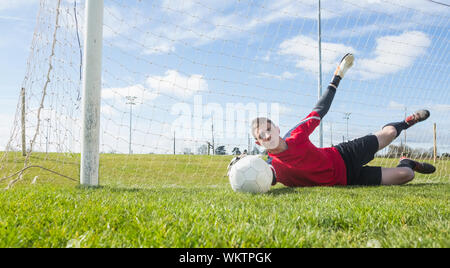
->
[77, 184, 229, 195]
[267, 187, 297, 196]
[266, 182, 448, 196]
[76, 185, 107, 190]
[402, 182, 448, 187]
[75, 185, 156, 193]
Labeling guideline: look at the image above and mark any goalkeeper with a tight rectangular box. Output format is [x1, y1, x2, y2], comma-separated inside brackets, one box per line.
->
[251, 53, 436, 187]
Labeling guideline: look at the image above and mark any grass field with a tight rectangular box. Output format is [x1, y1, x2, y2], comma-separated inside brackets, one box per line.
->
[0, 153, 449, 248]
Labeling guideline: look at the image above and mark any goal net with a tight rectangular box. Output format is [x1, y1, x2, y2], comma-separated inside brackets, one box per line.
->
[1, 0, 449, 188]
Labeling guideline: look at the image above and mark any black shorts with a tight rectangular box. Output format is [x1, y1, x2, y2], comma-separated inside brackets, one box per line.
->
[334, 135, 382, 186]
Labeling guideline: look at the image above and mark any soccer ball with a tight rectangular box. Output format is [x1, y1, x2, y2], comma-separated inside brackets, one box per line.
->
[228, 155, 273, 194]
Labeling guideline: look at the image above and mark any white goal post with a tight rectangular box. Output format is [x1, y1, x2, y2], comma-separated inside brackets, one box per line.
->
[80, 0, 104, 186]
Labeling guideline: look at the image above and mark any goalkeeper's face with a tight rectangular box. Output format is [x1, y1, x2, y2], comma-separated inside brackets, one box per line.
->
[254, 121, 281, 150]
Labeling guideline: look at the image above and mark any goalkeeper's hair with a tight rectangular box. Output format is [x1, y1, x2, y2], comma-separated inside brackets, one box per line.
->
[251, 117, 275, 139]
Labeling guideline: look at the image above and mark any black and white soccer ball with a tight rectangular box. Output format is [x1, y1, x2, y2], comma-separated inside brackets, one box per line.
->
[227, 155, 273, 194]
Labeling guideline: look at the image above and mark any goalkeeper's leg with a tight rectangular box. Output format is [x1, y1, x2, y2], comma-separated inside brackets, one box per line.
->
[375, 110, 430, 151]
[381, 167, 415, 185]
[381, 158, 436, 185]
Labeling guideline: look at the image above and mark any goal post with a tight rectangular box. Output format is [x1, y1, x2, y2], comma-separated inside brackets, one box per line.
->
[80, 0, 104, 186]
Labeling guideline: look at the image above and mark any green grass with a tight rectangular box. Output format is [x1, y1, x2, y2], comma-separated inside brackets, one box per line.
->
[0, 153, 449, 247]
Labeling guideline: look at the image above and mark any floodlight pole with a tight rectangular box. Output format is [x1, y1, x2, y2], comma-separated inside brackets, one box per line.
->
[211, 119, 215, 155]
[317, 0, 323, 148]
[344, 113, 351, 141]
[80, 0, 104, 186]
[173, 131, 176, 155]
[126, 96, 137, 155]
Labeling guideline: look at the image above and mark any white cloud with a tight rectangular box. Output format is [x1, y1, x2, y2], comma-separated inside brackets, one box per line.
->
[142, 42, 175, 55]
[432, 104, 450, 112]
[0, 0, 38, 11]
[258, 71, 296, 80]
[146, 70, 208, 99]
[388, 101, 406, 110]
[277, 31, 432, 80]
[102, 84, 159, 112]
[357, 31, 431, 80]
[0, 15, 30, 22]
[102, 70, 208, 109]
[278, 35, 356, 73]
[103, 5, 135, 39]
[148, 0, 336, 50]
[277, 105, 294, 116]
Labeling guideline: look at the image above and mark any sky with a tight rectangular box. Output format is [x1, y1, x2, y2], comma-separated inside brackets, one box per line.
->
[0, 0, 449, 155]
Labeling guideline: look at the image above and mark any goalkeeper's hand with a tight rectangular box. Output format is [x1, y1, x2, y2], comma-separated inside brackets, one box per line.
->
[226, 152, 248, 176]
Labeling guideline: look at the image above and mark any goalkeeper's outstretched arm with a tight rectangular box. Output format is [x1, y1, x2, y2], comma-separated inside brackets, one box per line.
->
[313, 78, 339, 119]
[313, 53, 354, 119]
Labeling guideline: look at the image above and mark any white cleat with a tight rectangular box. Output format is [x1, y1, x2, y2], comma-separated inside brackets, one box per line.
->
[334, 53, 354, 79]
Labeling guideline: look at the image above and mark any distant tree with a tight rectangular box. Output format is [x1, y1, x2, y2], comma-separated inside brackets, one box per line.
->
[231, 147, 241, 155]
[387, 144, 413, 158]
[387, 144, 434, 159]
[215, 146, 226, 155]
[183, 148, 192, 155]
[197, 144, 208, 155]
[251, 146, 261, 155]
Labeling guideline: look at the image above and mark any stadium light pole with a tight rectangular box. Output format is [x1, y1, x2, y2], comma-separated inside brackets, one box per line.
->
[211, 119, 215, 155]
[317, 0, 324, 148]
[344, 113, 351, 141]
[80, 0, 104, 186]
[126, 96, 137, 155]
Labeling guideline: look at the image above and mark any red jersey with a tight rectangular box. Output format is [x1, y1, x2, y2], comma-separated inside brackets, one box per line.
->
[268, 111, 347, 187]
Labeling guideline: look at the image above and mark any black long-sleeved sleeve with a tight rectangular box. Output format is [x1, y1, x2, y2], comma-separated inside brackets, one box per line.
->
[313, 85, 336, 119]
[312, 76, 341, 119]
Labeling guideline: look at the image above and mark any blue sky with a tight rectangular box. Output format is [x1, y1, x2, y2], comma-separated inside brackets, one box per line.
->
[0, 0, 449, 155]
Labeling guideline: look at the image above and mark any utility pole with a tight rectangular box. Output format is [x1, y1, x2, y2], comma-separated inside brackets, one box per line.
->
[211, 119, 215, 155]
[173, 131, 176, 155]
[344, 113, 351, 141]
[126, 96, 137, 155]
